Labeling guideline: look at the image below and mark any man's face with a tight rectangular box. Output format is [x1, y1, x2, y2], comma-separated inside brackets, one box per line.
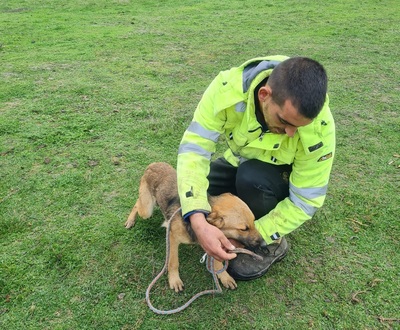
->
[259, 86, 312, 137]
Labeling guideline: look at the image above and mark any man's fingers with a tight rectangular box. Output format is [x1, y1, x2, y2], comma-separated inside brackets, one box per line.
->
[221, 236, 236, 251]
[218, 246, 237, 261]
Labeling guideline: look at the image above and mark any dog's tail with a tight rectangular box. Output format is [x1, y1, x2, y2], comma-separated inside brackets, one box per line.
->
[125, 178, 156, 229]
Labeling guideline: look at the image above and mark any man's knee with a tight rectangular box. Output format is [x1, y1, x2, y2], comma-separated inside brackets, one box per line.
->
[238, 159, 290, 190]
[235, 160, 291, 218]
[207, 157, 237, 196]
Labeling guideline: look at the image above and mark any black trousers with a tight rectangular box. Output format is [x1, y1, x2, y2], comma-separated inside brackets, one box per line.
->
[207, 158, 292, 219]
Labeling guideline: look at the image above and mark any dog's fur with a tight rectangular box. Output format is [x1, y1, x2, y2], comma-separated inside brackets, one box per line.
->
[125, 162, 263, 292]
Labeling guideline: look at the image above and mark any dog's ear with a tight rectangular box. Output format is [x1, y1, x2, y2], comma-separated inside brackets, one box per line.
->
[206, 212, 225, 228]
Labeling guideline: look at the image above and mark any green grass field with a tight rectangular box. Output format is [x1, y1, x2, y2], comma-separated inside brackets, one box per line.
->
[1, 0, 399, 329]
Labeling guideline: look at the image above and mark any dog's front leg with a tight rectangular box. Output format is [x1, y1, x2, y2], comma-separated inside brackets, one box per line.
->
[125, 205, 138, 229]
[214, 260, 237, 290]
[167, 232, 184, 292]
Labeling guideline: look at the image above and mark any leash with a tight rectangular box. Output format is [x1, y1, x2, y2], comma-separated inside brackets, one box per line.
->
[145, 207, 226, 315]
[145, 207, 262, 315]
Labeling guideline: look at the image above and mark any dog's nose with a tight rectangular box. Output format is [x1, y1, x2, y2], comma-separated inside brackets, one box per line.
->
[259, 239, 268, 248]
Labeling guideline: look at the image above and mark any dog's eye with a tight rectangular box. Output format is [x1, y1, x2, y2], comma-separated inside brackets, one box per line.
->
[241, 226, 250, 232]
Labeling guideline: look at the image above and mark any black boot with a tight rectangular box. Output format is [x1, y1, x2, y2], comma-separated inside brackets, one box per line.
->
[227, 238, 289, 280]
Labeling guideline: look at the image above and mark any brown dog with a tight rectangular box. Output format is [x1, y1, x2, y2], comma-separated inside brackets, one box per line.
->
[125, 162, 263, 292]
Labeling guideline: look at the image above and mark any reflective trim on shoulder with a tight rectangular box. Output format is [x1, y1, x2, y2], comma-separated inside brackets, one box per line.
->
[289, 191, 317, 217]
[289, 183, 328, 200]
[235, 101, 246, 113]
[187, 121, 220, 142]
[178, 143, 213, 160]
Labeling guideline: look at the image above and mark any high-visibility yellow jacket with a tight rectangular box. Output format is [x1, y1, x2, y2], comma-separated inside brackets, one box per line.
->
[177, 55, 335, 244]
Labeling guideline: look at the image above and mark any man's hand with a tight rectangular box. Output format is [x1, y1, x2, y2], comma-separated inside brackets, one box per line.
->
[189, 212, 237, 261]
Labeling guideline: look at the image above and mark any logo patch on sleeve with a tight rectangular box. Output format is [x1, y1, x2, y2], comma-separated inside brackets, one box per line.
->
[308, 141, 323, 152]
[318, 152, 333, 162]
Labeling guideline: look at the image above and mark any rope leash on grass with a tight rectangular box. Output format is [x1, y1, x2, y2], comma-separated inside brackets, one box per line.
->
[146, 252, 227, 315]
[145, 207, 262, 315]
[145, 207, 224, 315]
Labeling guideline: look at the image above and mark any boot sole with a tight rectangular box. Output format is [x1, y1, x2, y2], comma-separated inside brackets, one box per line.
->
[227, 249, 288, 281]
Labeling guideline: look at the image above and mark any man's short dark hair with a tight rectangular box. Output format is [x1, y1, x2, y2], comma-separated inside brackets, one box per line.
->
[268, 57, 328, 119]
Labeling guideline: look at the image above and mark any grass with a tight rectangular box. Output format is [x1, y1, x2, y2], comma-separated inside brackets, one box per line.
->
[1, 0, 399, 329]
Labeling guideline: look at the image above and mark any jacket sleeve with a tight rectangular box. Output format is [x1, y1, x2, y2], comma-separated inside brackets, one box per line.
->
[177, 72, 228, 217]
[255, 105, 336, 244]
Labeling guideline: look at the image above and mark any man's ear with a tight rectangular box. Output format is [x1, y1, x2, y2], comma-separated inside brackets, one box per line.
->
[258, 85, 272, 103]
[206, 212, 225, 229]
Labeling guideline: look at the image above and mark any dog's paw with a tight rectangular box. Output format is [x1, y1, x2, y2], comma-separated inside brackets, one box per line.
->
[124, 219, 136, 229]
[168, 274, 184, 292]
[219, 271, 237, 290]
[125, 207, 138, 229]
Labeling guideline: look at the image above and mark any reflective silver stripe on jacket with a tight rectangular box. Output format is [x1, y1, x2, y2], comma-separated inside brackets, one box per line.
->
[178, 143, 213, 160]
[235, 101, 246, 113]
[289, 192, 318, 217]
[187, 121, 220, 142]
[290, 184, 328, 200]
[288, 184, 327, 216]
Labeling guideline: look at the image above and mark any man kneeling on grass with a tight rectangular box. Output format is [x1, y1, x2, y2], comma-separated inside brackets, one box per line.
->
[177, 55, 336, 280]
